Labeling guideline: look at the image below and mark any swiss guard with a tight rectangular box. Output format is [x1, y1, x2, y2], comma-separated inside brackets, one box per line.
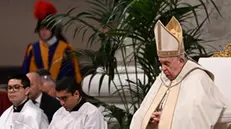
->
[22, 0, 82, 83]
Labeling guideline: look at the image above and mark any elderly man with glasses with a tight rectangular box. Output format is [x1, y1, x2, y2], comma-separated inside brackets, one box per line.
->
[36, 68, 57, 97]
[0, 74, 48, 129]
[26, 71, 61, 123]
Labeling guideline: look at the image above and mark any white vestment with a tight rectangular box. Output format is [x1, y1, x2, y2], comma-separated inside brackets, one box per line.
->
[0, 100, 48, 129]
[130, 60, 229, 129]
[48, 102, 108, 129]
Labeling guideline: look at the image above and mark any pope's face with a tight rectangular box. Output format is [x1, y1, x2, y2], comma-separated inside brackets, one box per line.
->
[159, 57, 184, 81]
[56, 90, 80, 111]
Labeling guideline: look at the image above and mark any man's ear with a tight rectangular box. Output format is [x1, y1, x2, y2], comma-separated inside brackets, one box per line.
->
[179, 57, 184, 63]
[73, 90, 80, 97]
[25, 87, 30, 96]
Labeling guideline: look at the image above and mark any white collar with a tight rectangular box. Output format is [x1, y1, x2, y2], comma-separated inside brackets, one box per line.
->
[45, 36, 57, 46]
[35, 93, 42, 105]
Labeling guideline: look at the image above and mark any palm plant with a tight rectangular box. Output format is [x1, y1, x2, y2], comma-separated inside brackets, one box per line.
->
[44, 0, 220, 128]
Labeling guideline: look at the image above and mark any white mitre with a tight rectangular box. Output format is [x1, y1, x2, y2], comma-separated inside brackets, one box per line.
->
[154, 16, 184, 57]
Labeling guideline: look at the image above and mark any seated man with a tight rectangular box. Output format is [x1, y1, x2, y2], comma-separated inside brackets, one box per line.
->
[0, 74, 48, 129]
[36, 68, 57, 97]
[26, 72, 61, 123]
[48, 77, 107, 129]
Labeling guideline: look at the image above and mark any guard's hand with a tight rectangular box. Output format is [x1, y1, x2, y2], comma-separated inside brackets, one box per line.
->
[150, 111, 161, 124]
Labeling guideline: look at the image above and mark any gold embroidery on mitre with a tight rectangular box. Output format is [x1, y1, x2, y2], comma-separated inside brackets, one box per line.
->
[166, 17, 183, 45]
[212, 44, 231, 57]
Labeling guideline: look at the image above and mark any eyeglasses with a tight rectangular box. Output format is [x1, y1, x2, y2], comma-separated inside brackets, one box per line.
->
[7, 85, 24, 92]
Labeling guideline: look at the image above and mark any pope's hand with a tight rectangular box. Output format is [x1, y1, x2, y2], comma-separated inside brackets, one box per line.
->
[150, 111, 161, 124]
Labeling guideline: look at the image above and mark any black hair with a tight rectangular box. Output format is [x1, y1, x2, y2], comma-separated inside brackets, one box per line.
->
[56, 77, 82, 94]
[56, 77, 93, 99]
[8, 73, 30, 88]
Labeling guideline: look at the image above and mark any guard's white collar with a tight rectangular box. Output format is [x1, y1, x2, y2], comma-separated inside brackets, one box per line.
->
[45, 36, 57, 46]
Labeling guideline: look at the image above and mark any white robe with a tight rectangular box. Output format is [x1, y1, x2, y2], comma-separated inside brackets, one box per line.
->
[0, 100, 48, 129]
[48, 102, 108, 129]
[130, 60, 230, 129]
